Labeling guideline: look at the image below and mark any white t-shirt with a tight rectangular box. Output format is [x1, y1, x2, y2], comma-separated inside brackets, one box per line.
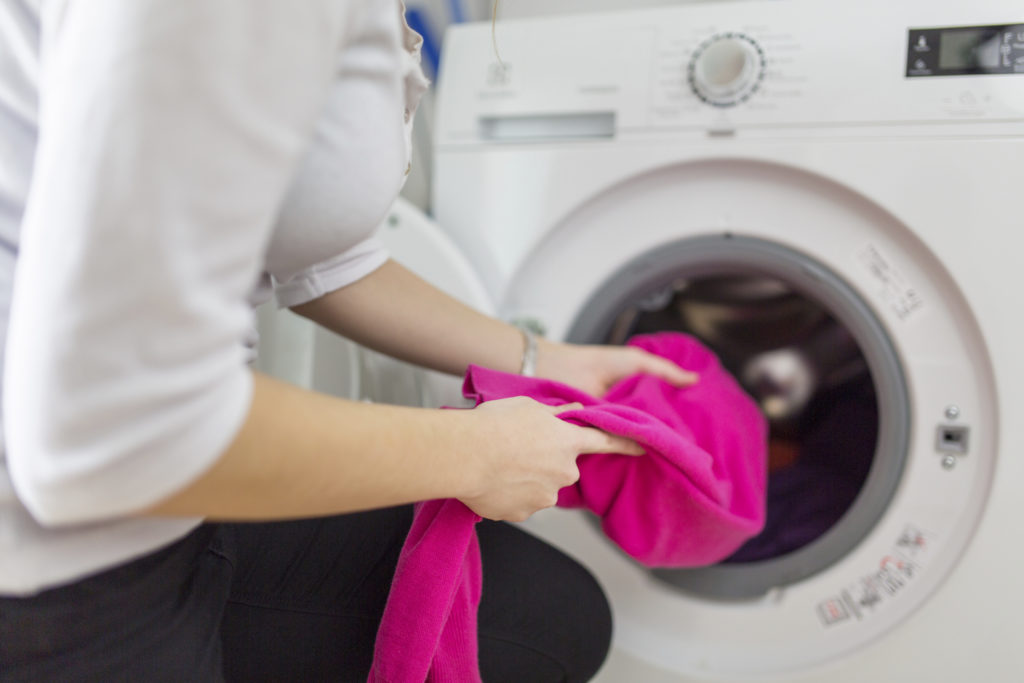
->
[0, 0, 429, 595]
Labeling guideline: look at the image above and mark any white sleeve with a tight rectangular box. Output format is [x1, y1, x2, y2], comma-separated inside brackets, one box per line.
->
[4, 0, 354, 526]
[273, 236, 390, 308]
[268, 2, 431, 310]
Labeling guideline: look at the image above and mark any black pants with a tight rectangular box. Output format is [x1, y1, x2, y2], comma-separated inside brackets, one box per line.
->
[0, 507, 612, 682]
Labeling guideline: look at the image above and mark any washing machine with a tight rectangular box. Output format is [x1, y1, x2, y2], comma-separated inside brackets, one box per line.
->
[418, 0, 1024, 680]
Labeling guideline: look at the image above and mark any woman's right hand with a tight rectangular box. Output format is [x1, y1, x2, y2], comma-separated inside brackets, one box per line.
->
[456, 397, 643, 522]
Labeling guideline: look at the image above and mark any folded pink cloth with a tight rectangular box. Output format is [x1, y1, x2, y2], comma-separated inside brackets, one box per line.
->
[369, 332, 767, 682]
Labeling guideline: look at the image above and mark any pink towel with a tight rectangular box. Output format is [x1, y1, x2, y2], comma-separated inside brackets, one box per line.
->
[368, 499, 483, 683]
[369, 332, 767, 682]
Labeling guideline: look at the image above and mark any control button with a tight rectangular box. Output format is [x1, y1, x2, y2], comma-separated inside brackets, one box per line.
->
[914, 35, 930, 52]
[907, 53, 933, 77]
[688, 32, 766, 107]
[700, 40, 750, 87]
[936, 425, 969, 455]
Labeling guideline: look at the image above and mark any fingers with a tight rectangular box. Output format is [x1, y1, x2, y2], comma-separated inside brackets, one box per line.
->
[636, 352, 699, 387]
[546, 402, 644, 456]
[575, 426, 645, 456]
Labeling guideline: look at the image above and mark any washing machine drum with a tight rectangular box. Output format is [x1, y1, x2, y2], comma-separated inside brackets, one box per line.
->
[569, 236, 910, 599]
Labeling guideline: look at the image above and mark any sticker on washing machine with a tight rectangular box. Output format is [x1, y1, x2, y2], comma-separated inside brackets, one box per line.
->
[856, 245, 924, 322]
[817, 524, 933, 628]
[816, 598, 851, 626]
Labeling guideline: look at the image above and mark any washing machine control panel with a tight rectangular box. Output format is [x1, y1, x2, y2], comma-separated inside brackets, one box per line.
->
[688, 32, 766, 107]
[437, 0, 1024, 143]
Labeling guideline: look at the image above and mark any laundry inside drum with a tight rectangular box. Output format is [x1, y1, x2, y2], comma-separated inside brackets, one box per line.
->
[606, 274, 879, 563]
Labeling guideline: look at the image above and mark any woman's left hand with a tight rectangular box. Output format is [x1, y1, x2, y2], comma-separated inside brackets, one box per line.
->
[534, 339, 698, 398]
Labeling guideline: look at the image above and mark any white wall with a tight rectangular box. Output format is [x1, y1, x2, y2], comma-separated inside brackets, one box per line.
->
[408, 0, 736, 24]
[492, 0, 732, 20]
[406, 0, 738, 27]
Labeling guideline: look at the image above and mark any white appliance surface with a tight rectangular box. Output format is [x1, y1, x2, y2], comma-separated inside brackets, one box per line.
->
[424, 0, 1024, 681]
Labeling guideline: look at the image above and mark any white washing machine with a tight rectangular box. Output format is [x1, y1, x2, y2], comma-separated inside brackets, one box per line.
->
[415, 0, 1024, 680]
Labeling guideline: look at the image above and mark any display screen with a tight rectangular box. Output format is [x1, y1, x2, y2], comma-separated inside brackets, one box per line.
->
[939, 29, 1000, 70]
[907, 23, 1024, 77]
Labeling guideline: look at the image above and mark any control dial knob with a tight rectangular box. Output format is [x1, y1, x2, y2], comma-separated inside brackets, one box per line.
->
[688, 33, 765, 107]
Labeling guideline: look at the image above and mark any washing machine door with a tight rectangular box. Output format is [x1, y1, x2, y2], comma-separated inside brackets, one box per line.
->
[502, 158, 998, 678]
[254, 197, 493, 408]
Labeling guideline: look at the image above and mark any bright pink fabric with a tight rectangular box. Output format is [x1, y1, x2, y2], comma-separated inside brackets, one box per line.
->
[369, 332, 767, 682]
[368, 499, 483, 683]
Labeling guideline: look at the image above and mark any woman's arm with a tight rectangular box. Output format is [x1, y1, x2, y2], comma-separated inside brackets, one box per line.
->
[147, 372, 642, 522]
[293, 259, 697, 395]
[293, 259, 526, 376]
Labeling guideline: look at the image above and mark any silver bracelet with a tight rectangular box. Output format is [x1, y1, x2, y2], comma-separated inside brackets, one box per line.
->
[517, 326, 538, 377]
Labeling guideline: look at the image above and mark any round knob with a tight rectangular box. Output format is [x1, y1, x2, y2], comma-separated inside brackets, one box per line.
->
[689, 33, 765, 107]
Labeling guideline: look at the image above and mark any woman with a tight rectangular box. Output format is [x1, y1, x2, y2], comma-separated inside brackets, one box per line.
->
[0, 2, 692, 680]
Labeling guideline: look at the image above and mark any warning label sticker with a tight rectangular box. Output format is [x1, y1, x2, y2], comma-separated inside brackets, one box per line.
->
[817, 525, 932, 628]
[857, 245, 924, 322]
